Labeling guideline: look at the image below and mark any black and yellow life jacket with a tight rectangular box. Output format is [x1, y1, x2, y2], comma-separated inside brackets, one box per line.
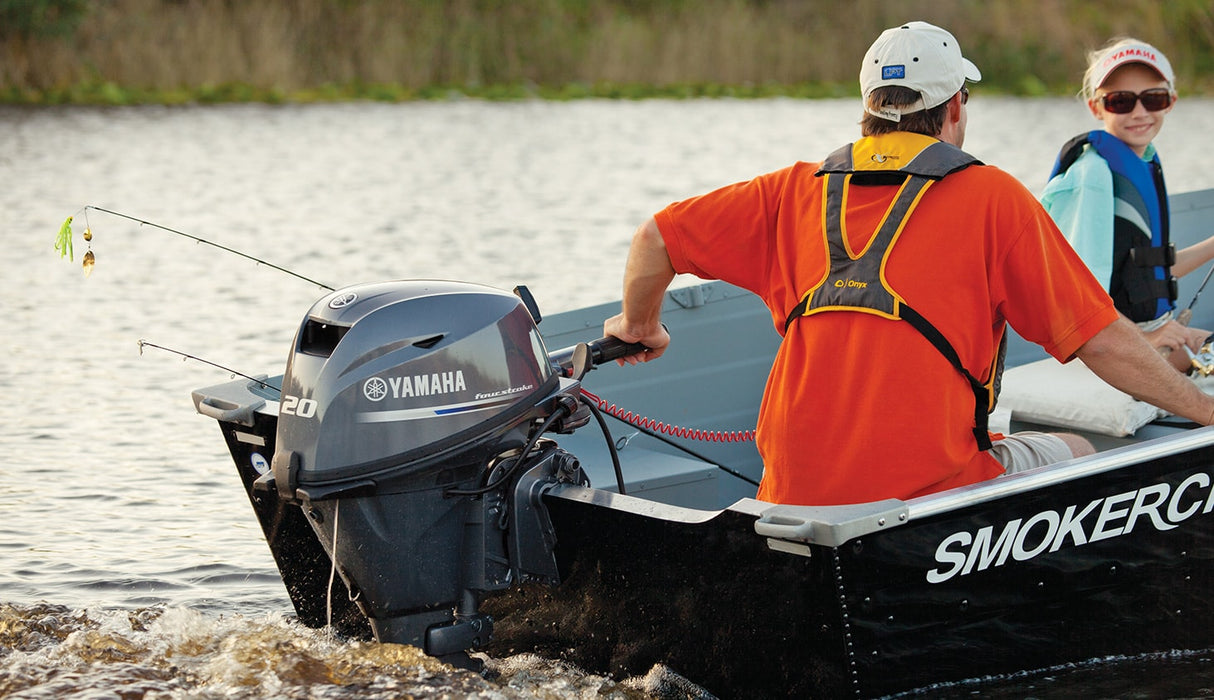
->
[784, 133, 1005, 451]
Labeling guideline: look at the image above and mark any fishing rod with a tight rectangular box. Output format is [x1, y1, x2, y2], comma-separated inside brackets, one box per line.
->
[137, 340, 281, 392]
[60, 207, 757, 481]
[56, 205, 335, 291]
[1177, 261, 1214, 326]
[1156, 261, 1214, 370]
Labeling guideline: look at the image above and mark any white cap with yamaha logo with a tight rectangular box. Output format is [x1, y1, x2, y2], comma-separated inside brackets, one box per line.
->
[860, 21, 982, 122]
[1085, 41, 1174, 96]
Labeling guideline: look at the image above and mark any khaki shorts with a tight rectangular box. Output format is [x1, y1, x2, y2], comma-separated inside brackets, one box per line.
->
[989, 431, 1075, 475]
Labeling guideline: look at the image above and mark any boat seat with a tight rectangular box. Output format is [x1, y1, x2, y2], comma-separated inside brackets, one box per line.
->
[999, 357, 1211, 451]
[998, 357, 1162, 438]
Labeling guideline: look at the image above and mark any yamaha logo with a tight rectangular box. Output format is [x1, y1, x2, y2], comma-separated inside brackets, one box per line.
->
[328, 292, 358, 309]
[363, 377, 389, 401]
[362, 371, 468, 402]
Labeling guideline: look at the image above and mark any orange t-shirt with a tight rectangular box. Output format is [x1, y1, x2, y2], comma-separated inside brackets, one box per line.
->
[655, 153, 1119, 506]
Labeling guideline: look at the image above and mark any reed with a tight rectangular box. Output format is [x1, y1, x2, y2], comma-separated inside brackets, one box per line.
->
[2, 0, 1211, 104]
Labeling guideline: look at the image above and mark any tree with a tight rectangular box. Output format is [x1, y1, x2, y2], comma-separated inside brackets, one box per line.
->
[0, 0, 88, 40]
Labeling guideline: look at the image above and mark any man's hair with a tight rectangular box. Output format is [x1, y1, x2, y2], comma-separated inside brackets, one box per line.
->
[861, 86, 949, 136]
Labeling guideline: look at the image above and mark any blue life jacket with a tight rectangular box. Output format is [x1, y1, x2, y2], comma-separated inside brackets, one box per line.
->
[1049, 130, 1175, 322]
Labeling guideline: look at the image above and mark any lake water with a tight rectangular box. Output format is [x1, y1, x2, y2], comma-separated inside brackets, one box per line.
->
[4, 97, 1214, 698]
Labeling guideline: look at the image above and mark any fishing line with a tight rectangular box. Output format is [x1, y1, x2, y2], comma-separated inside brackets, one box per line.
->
[61, 205, 335, 291]
[327, 500, 339, 632]
[1178, 261, 1214, 326]
[137, 340, 281, 392]
[1158, 262, 1214, 363]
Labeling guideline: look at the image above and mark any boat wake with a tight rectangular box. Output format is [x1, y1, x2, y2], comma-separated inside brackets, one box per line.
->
[0, 602, 715, 699]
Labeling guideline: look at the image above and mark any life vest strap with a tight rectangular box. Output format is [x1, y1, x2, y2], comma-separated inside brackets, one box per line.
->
[1123, 275, 1179, 306]
[899, 306, 996, 451]
[1128, 243, 1175, 267]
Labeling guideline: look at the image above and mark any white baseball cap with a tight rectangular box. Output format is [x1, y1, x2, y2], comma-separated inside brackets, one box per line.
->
[860, 21, 981, 122]
[1085, 41, 1175, 95]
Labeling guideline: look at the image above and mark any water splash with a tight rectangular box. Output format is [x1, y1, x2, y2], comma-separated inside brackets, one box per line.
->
[0, 602, 714, 699]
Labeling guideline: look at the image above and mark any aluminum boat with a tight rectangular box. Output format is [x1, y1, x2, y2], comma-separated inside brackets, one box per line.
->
[193, 187, 1214, 698]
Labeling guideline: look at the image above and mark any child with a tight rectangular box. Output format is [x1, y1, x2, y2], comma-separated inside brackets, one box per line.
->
[1042, 38, 1214, 371]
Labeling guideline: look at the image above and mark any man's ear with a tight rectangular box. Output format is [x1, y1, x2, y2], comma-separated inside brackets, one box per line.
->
[946, 92, 963, 123]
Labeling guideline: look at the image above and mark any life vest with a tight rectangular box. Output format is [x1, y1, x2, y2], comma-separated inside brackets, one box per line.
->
[1049, 130, 1175, 322]
[783, 132, 1005, 451]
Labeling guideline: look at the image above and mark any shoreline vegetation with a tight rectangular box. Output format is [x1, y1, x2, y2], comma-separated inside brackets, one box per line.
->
[2, 0, 1212, 106]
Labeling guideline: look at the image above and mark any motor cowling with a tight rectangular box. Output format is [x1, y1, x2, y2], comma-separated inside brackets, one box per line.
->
[265, 280, 588, 660]
[274, 279, 557, 489]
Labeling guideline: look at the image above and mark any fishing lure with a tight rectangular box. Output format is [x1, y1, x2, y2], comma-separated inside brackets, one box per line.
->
[55, 216, 74, 261]
[55, 214, 97, 276]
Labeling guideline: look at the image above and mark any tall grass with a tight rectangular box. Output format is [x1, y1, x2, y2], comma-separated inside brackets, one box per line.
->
[2, 0, 1212, 103]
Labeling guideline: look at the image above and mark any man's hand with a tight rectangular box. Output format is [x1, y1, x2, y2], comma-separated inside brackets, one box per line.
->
[1149, 320, 1211, 371]
[1148, 319, 1209, 354]
[602, 313, 670, 365]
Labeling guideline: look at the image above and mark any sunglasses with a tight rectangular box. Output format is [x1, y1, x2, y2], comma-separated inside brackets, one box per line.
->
[959, 86, 969, 104]
[1098, 88, 1173, 114]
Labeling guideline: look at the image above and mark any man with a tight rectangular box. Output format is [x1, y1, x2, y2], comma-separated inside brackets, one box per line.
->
[602, 21, 1214, 506]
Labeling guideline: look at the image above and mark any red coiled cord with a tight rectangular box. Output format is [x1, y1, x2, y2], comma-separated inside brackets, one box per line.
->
[579, 388, 757, 443]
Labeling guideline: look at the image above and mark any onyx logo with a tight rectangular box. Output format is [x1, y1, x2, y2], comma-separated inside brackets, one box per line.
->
[328, 292, 358, 309]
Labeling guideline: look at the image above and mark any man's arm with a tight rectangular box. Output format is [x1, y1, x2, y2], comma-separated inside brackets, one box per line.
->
[602, 217, 675, 364]
[1075, 316, 1214, 425]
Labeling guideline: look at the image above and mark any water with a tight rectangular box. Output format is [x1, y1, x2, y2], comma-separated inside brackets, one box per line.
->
[4, 97, 1214, 698]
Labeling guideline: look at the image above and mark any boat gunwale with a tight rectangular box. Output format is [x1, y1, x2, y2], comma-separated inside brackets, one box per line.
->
[907, 423, 1214, 519]
[552, 423, 1214, 548]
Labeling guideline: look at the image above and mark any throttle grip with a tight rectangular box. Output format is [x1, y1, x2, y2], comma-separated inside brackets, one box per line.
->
[585, 335, 649, 365]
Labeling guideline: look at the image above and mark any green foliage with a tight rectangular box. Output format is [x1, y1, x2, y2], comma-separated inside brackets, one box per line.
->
[0, 0, 1211, 102]
[0, 0, 87, 40]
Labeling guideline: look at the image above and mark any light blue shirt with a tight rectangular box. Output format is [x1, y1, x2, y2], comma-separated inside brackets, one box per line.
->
[1041, 141, 1159, 291]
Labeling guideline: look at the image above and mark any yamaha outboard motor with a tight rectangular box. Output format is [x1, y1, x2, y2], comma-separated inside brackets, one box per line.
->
[262, 280, 594, 664]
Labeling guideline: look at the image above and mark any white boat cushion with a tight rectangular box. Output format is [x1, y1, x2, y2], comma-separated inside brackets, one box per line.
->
[997, 358, 1163, 437]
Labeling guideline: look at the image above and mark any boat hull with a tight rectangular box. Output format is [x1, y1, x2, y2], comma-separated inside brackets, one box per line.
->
[481, 494, 850, 697]
[837, 440, 1214, 696]
[467, 433, 1214, 698]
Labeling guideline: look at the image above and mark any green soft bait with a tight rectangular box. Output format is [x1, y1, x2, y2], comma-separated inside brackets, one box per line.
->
[55, 216, 74, 261]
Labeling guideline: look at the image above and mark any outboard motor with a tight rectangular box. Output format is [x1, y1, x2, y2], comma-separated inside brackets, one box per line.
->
[260, 280, 594, 664]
